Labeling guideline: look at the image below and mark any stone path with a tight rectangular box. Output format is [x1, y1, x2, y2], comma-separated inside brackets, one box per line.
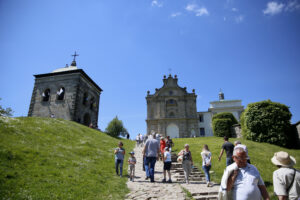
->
[125, 146, 219, 200]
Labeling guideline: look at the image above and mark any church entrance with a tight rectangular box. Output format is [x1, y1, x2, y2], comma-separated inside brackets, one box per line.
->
[166, 123, 179, 138]
[83, 113, 91, 126]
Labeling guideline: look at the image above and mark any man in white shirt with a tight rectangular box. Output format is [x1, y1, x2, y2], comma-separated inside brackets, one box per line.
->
[234, 140, 250, 163]
[271, 151, 300, 200]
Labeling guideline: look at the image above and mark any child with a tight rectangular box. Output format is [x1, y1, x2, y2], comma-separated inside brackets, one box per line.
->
[162, 147, 172, 183]
[128, 152, 136, 181]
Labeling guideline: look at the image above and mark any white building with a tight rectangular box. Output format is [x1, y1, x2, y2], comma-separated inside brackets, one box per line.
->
[197, 91, 244, 136]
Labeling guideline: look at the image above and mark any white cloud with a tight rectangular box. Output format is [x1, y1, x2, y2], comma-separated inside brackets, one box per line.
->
[170, 12, 182, 17]
[235, 15, 244, 23]
[285, 0, 300, 11]
[185, 4, 209, 17]
[263, 1, 284, 15]
[195, 7, 209, 16]
[232, 8, 238, 12]
[151, 0, 163, 7]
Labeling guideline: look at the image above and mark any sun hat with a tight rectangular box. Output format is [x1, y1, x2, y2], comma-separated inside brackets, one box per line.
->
[129, 152, 135, 154]
[271, 151, 296, 167]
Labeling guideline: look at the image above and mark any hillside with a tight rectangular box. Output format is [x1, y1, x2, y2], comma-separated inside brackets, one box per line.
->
[0, 117, 135, 200]
[173, 137, 300, 199]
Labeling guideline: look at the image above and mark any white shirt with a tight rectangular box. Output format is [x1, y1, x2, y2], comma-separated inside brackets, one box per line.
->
[164, 151, 171, 162]
[201, 150, 211, 166]
[273, 167, 300, 200]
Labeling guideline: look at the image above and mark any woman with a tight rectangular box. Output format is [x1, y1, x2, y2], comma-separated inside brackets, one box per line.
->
[178, 144, 193, 184]
[114, 141, 125, 177]
[201, 144, 212, 187]
[160, 137, 166, 161]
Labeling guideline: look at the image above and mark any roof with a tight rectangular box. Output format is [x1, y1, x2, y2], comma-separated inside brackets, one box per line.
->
[34, 69, 103, 92]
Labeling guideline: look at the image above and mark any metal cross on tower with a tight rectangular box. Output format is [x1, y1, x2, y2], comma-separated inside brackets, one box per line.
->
[72, 51, 79, 61]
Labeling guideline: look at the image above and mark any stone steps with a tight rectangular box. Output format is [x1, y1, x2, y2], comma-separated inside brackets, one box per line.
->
[193, 195, 218, 200]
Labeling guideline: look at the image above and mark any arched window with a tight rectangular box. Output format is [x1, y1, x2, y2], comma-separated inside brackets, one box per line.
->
[57, 87, 65, 100]
[166, 99, 177, 106]
[83, 92, 88, 105]
[169, 112, 175, 118]
[90, 97, 95, 110]
[42, 89, 50, 102]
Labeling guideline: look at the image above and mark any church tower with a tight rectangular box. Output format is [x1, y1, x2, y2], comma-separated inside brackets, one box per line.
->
[28, 52, 102, 127]
[146, 75, 199, 138]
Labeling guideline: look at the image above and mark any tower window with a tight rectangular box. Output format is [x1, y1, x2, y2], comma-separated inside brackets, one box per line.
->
[166, 99, 177, 106]
[57, 87, 65, 100]
[42, 89, 50, 102]
[199, 114, 204, 122]
[200, 128, 205, 136]
[90, 97, 95, 110]
[83, 92, 88, 105]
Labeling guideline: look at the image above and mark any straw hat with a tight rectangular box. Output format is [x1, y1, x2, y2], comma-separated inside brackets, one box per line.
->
[271, 151, 296, 167]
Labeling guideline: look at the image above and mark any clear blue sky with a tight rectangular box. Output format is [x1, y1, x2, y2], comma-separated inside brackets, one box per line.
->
[1, 0, 299, 139]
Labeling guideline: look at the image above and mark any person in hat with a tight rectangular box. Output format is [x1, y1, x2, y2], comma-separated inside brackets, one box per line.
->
[162, 147, 172, 183]
[271, 151, 300, 200]
[128, 152, 136, 182]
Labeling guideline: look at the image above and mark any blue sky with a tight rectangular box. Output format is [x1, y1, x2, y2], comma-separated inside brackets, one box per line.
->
[0, 0, 299, 139]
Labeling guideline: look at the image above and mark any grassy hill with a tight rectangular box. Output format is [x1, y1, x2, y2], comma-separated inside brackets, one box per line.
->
[173, 137, 300, 199]
[0, 117, 135, 200]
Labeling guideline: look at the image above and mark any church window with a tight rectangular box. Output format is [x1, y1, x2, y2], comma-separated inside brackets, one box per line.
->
[83, 92, 88, 105]
[200, 128, 205, 136]
[169, 90, 173, 95]
[199, 114, 204, 122]
[42, 89, 50, 102]
[166, 99, 177, 106]
[57, 87, 65, 100]
[90, 97, 95, 110]
[169, 112, 175, 118]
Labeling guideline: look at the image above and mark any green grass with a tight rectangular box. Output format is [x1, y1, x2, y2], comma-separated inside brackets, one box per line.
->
[172, 137, 300, 200]
[0, 117, 135, 200]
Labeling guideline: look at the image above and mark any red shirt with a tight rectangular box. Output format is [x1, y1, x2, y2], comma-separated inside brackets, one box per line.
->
[160, 140, 166, 153]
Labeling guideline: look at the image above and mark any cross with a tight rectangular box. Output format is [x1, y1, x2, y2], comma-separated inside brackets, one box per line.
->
[71, 51, 79, 61]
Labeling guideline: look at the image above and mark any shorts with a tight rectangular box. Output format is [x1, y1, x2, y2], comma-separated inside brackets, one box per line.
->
[164, 162, 172, 171]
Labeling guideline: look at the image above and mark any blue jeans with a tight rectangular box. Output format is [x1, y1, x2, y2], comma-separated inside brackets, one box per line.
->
[202, 165, 211, 182]
[115, 159, 124, 176]
[226, 157, 233, 166]
[145, 157, 156, 181]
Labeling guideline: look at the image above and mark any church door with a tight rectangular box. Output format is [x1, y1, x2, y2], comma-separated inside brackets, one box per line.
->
[166, 123, 179, 138]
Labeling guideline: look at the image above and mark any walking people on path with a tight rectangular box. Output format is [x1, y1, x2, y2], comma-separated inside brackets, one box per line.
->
[271, 151, 300, 200]
[218, 136, 234, 166]
[166, 136, 174, 152]
[114, 141, 125, 177]
[178, 144, 193, 184]
[142, 132, 160, 182]
[139, 134, 144, 147]
[128, 151, 136, 182]
[162, 147, 172, 183]
[136, 134, 141, 147]
[160, 137, 166, 161]
[220, 147, 270, 200]
[234, 140, 250, 164]
[201, 144, 212, 187]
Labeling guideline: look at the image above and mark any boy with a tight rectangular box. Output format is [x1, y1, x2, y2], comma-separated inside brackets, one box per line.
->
[162, 147, 172, 183]
[128, 152, 136, 181]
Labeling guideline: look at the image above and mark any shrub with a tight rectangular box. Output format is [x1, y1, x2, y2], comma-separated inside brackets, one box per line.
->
[105, 116, 128, 138]
[212, 112, 238, 137]
[241, 100, 292, 147]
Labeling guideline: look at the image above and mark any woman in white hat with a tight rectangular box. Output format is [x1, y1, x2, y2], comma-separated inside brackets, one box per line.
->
[271, 151, 300, 200]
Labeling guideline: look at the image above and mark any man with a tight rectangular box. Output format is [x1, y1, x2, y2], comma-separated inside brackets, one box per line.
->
[218, 136, 235, 166]
[271, 151, 300, 200]
[234, 140, 250, 164]
[166, 136, 174, 152]
[136, 134, 140, 147]
[225, 147, 270, 200]
[142, 132, 160, 182]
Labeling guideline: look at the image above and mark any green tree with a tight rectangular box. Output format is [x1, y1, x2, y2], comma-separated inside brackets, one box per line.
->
[0, 98, 13, 117]
[105, 116, 128, 138]
[212, 112, 238, 137]
[240, 100, 293, 147]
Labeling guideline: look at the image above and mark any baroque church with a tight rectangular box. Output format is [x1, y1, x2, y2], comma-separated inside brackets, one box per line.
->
[28, 53, 102, 127]
[146, 75, 244, 138]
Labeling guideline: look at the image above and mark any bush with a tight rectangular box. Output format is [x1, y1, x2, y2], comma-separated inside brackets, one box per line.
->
[241, 100, 292, 147]
[212, 112, 238, 137]
[105, 116, 128, 138]
[0, 98, 13, 117]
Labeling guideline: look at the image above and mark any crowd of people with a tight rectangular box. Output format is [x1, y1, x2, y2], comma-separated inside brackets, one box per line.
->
[114, 134, 300, 200]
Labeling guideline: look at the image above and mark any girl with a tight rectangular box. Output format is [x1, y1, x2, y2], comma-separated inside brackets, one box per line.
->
[201, 144, 212, 187]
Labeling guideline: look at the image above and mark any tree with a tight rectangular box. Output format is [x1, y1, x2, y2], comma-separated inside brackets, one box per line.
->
[105, 116, 128, 138]
[0, 98, 13, 117]
[212, 112, 238, 137]
[240, 100, 292, 147]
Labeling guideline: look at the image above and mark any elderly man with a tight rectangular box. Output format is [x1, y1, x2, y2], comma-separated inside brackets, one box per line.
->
[142, 132, 160, 182]
[271, 151, 300, 200]
[234, 140, 250, 164]
[224, 147, 270, 200]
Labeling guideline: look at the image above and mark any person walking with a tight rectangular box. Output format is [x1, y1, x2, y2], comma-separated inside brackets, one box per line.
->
[142, 132, 160, 182]
[136, 134, 140, 147]
[218, 136, 234, 166]
[166, 136, 174, 152]
[114, 141, 125, 177]
[178, 144, 193, 184]
[128, 152, 136, 182]
[160, 137, 166, 161]
[162, 147, 172, 183]
[271, 151, 300, 200]
[201, 144, 212, 187]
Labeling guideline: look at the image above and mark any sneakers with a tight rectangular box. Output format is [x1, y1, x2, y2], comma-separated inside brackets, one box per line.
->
[162, 179, 166, 183]
[207, 182, 213, 187]
[168, 179, 172, 183]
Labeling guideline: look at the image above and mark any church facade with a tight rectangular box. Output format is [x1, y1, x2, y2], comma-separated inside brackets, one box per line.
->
[146, 75, 199, 138]
[28, 55, 102, 127]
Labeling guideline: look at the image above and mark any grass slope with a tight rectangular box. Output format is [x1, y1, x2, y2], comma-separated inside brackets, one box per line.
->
[0, 117, 135, 200]
[173, 137, 300, 199]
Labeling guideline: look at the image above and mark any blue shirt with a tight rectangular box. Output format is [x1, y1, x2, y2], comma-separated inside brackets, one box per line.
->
[232, 164, 265, 200]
